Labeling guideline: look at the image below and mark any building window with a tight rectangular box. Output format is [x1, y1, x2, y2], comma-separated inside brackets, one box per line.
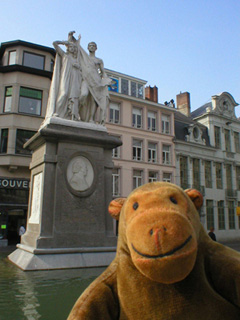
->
[8, 51, 16, 65]
[112, 168, 120, 197]
[132, 107, 142, 129]
[121, 78, 129, 95]
[206, 200, 214, 230]
[162, 145, 171, 165]
[131, 81, 137, 97]
[112, 145, 120, 159]
[109, 102, 120, 124]
[23, 51, 45, 70]
[148, 111, 157, 131]
[226, 164, 232, 190]
[15, 129, 36, 155]
[138, 84, 143, 99]
[214, 126, 221, 149]
[4, 87, 12, 112]
[228, 200, 235, 229]
[133, 139, 142, 161]
[0, 129, 8, 153]
[162, 114, 170, 134]
[236, 166, 240, 190]
[205, 161, 212, 188]
[19, 87, 42, 115]
[192, 158, 200, 189]
[149, 171, 158, 183]
[217, 201, 225, 230]
[224, 129, 231, 152]
[180, 156, 188, 189]
[148, 142, 157, 163]
[50, 59, 54, 72]
[133, 170, 143, 189]
[163, 172, 172, 183]
[234, 132, 240, 153]
[215, 162, 222, 189]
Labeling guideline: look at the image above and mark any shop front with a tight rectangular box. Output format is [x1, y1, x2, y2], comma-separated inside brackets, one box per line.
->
[0, 177, 29, 246]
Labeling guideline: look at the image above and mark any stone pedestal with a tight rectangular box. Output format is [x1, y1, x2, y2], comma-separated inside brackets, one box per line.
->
[8, 118, 121, 270]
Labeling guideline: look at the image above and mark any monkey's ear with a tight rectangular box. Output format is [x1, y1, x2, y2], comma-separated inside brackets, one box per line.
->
[185, 189, 203, 210]
[108, 198, 126, 220]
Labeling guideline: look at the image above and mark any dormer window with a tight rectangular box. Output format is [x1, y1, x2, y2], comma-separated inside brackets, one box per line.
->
[186, 124, 206, 145]
[193, 126, 200, 140]
[23, 51, 45, 70]
[8, 51, 16, 65]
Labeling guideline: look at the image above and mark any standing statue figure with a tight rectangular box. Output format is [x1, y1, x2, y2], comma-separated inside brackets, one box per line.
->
[78, 41, 112, 124]
[45, 31, 112, 124]
[46, 31, 82, 120]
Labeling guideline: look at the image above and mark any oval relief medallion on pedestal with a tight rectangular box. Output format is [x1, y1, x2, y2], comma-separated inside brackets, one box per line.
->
[67, 156, 94, 192]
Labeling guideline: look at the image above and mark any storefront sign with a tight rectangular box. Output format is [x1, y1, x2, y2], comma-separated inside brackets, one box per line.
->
[0, 178, 29, 190]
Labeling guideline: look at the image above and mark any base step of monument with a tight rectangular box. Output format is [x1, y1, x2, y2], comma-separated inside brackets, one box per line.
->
[8, 245, 116, 271]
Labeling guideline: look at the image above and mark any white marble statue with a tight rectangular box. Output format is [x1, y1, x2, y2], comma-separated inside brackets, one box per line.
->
[45, 31, 112, 124]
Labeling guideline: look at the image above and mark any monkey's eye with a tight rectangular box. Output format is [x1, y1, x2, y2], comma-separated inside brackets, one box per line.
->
[170, 197, 178, 204]
[133, 202, 139, 210]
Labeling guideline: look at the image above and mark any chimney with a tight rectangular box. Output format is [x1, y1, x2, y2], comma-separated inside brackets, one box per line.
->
[145, 85, 158, 103]
[176, 92, 191, 117]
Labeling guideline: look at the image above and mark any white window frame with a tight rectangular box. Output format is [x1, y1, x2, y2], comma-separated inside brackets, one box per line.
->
[112, 146, 120, 159]
[148, 171, 158, 183]
[162, 114, 170, 134]
[148, 111, 157, 131]
[109, 102, 120, 124]
[8, 51, 16, 65]
[133, 139, 143, 161]
[162, 145, 171, 165]
[112, 168, 120, 197]
[162, 172, 172, 183]
[132, 107, 142, 129]
[148, 142, 157, 163]
[133, 170, 143, 189]
[4, 87, 13, 112]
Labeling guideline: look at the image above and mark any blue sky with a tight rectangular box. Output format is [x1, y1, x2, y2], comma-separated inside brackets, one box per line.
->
[1, 0, 240, 115]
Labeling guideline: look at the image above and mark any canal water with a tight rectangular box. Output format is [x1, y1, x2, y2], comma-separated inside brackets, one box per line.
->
[0, 251, 105, 320]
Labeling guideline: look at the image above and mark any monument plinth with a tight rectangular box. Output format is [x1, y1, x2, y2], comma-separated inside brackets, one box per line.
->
[9, 31, 119, 270]
[9, 118, 121, 270]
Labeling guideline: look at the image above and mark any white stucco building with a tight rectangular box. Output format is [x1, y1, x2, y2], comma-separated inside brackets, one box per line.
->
[175, 91, 240, 242]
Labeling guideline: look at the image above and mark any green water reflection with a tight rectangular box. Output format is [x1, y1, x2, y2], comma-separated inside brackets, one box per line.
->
[0, 252, 105, 320]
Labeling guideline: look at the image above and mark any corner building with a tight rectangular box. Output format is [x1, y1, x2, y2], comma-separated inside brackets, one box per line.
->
[0, 40, 55, 244]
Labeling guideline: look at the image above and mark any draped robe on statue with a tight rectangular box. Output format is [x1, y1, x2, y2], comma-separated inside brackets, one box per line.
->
[45, 43, 111, 123]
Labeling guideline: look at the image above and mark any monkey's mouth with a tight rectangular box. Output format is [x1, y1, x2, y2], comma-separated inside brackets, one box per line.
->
[131, 235, 192, 259]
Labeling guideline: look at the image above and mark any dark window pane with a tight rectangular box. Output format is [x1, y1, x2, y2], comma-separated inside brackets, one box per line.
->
[131, 82, 137, 97]
[121, 79, 128, 95]
[23, 52, 44, 70]
[0, 188, 29, 204]
[0, 129, 8, 153]
[19, 87, 42, 115]
[15, 130, 36, 154]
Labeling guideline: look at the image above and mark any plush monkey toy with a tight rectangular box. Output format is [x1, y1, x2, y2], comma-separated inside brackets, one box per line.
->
[67, 182, 240, 319]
